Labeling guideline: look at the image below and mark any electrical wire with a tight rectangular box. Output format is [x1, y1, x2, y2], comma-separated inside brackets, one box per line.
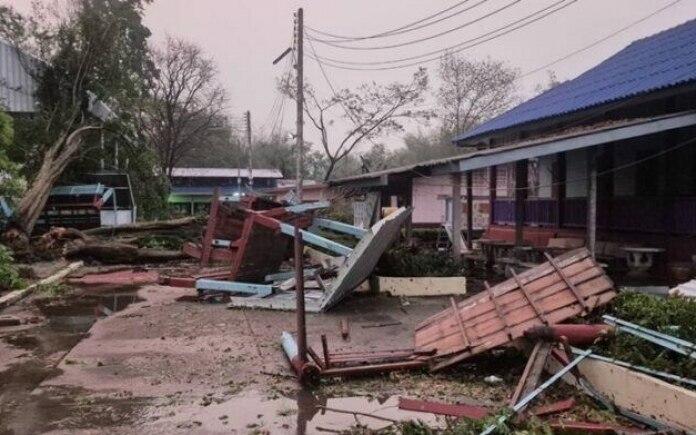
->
[308, 0, 522, 51]
[307, 0, 493, 43]
[306, 37, 382, 148]
[306, 0, 475, 41]
[307, 0, 577, 70]
[520, 0, 685, 78]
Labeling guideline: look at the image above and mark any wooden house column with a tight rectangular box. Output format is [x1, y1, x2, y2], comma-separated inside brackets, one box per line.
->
[553, 153, 566, 228]
[403, 178, 414, 245]
[515, 160, 528, 246]
[451, 173, 463, 263]
[489, 166, 497, 225]
[586, 147, 598, 257]
[466, 171, 474, 250]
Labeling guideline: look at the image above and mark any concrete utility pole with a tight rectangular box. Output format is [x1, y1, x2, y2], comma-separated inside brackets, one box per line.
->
[245, 110, 253, 189]
[295, 7, 304, 202]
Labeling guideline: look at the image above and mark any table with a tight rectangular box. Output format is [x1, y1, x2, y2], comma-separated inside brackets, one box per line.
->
[623, 247, 665, 276]
[478, 239, 515, 267]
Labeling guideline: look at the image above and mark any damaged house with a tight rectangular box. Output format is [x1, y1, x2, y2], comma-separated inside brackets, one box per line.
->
[331, 18, 696, 273]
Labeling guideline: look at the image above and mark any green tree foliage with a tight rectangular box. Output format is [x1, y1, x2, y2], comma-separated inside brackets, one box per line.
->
[0, 110, 24, 198]
[1, 0, 165, 230]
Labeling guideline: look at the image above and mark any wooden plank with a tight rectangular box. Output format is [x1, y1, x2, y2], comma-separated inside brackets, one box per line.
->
[378, 276, 467, 297]
[415, 262, 606, 344]
[510, 342, 552, 407]
[415, 249, 615, 371]
[545, 252, 589, 314]
[450, 297, 471, 349]
[511, 269, 548, 324]
[416, 266, 610, 352]
[485, 281, 513, 339]
[430, 292, 615, 371]
[420, 278, 613, 358]
[418, 249, 595, 328]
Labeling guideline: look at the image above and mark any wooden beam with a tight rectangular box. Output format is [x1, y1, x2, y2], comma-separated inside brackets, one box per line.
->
[586, 148, 597, 257]
[489, 166, 497, 225]
[449, 297, 471, 349]
[553, 153, 565, 227]
[451, 173, 463, 263]
[511, 341, 553, 407]
[515, 160, 528, 246]
[466, 171, 474, 250]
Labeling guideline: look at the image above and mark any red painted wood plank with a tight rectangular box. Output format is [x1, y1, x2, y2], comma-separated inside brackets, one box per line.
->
[398, 397, 492, 419]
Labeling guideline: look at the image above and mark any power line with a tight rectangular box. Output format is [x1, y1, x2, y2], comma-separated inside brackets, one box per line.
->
[308, 0, 521, 51]
[306, 0, 491, 43]
[307, 0, 577, 71]
[519, 0, 685, 78]
[305, 0, 475, 41]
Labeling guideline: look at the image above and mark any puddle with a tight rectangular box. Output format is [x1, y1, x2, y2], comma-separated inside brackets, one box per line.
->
[151, 389, 442, 434]
[0, 285, 145, 435]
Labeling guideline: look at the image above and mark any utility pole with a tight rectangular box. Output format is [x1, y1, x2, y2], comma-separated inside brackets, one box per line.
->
[245, 110, 253, 189]
[295, 7, 304, 202]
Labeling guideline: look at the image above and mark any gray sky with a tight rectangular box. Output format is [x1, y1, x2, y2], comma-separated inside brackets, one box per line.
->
[8, 0, 696, 153]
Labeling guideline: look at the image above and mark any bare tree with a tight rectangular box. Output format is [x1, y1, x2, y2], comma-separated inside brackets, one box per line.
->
[281, 68, 430, 181]
[141, 37, 226, 179]
[438, 53, 519, 136]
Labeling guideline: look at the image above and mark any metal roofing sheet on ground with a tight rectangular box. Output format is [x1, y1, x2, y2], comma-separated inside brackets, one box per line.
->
[454, 18, 696, 143]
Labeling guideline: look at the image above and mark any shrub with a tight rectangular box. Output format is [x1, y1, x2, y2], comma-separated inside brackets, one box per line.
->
[0, 244, 24, 291]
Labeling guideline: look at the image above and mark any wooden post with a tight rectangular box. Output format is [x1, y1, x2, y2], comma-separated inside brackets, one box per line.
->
[466, 171, 474, 250]
[489, 166, 497, 225]
[515, 160, 528, 246]
[451, 173, 462, 263]
[586, 148, 597, 258]
[553, 153, 566, 228]
[404, 178, 413, 245]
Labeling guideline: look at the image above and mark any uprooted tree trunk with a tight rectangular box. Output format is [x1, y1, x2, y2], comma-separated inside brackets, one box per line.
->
[82, 216, 201, 236]
[10, 125, 101, 240]
[63, 242, 186, 264]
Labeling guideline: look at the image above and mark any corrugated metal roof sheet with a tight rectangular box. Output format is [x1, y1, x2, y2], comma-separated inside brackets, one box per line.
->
[169, 168, 284, 179]
[0, 40, 37, 113]
[454, 18, 696, 143]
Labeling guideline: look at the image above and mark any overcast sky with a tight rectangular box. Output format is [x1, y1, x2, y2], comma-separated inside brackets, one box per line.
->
[8, 0, 696, 153]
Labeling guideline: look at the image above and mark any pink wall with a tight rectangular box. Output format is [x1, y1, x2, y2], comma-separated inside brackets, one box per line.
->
[412, 171, 490, 227]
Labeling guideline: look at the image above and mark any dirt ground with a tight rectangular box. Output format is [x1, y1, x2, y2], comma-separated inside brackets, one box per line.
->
[0, 275, 529, 434]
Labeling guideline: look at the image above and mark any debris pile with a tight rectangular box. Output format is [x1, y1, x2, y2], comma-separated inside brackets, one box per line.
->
[282, 248, 696, 433]
[161, 193, 413, 312]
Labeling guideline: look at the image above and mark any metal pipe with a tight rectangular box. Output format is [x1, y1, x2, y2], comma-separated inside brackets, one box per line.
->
[294, 222, 307, 367]
[571, 347, 696, 388]
[281, 331, 319, 384]
[604, 315, 696, 359]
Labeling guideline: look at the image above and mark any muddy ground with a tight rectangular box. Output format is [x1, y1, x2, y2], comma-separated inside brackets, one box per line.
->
[0, 274, 531, 434]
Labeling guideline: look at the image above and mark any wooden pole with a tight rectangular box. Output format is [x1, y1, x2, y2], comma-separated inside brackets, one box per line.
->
[466, 171, 474, 250]
[489, 166, 497, 226]
[295, 8, 304, 202]
[586, 148, 597, 258]
[451, 173, 462, 263]
[515, 160, 528, 246]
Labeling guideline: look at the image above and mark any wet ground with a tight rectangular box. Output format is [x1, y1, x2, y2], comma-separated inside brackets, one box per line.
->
[0, 279, 517, 434]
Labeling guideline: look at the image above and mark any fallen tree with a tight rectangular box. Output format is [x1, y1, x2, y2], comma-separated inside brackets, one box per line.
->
[63, 242, 186, 265]
[82, 216, 201, 236]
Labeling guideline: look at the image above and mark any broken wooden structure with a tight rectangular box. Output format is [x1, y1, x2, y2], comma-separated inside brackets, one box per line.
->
[225, 206, 413, 312]
[415, 248, 616, 371]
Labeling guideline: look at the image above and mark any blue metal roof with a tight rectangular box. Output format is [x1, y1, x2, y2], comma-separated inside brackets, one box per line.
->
[454, 18, 696, 143]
